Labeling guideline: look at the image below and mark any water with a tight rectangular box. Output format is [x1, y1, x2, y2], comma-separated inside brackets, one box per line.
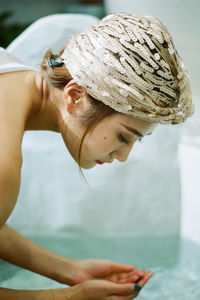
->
[0, 234, 200, 299]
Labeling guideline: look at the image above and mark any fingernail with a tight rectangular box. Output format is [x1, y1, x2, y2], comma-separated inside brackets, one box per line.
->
[134, 284, 142, 292]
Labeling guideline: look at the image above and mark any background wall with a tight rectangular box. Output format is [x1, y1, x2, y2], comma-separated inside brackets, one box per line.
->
[0, 0, 103, 24]
[0, 0, 104, 47]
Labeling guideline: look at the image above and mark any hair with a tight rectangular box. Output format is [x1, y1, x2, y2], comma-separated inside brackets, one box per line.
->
[40, 47, 115, 174]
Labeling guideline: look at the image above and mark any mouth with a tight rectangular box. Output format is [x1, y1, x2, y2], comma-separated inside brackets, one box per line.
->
[96, 159, 114, 164]
[96, 160, 105, 165]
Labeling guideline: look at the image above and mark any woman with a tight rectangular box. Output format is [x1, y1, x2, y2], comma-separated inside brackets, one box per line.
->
[0, 13, 193, 299]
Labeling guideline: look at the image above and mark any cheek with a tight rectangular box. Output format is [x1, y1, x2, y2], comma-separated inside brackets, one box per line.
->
[84, 133, 113, 156]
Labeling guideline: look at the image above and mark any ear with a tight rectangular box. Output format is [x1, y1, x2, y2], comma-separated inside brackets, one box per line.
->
[63, 79, 89, 115]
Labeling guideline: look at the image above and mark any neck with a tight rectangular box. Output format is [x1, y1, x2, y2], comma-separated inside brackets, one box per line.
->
[25, 71, 63, 132]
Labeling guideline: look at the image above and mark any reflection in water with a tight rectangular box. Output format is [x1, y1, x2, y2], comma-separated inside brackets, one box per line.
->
[1, 234, 200, 299]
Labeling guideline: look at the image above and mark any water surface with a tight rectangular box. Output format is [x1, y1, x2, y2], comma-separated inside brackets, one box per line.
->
[0, 234, 200, 299]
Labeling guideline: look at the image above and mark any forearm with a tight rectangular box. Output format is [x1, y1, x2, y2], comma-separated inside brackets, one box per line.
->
[0, 288, 50, 300]
[0, 286, 82, 300]
[0, 225, 76, 284]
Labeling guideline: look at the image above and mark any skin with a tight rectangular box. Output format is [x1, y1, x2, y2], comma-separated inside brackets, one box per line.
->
[0, 70, 156, 299]
[56, 79, 156, 169]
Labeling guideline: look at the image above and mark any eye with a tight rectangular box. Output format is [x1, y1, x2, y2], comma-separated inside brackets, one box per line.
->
[118, 134, 130, 145]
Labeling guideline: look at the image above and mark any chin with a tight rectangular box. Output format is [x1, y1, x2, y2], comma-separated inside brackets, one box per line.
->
[79, 161, 96, 169]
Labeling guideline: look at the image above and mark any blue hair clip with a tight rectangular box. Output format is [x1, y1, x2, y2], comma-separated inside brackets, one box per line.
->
[48, 58, 64, 68]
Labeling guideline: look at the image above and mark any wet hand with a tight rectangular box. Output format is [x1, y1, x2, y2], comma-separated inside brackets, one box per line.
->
[72, 259, 152, 285]
[79, 275, 152, 300]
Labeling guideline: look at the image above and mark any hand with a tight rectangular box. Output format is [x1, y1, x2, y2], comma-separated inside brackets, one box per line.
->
[49, 272, 151, 300]
[79, 274, 152, 300]
[70, 259, 152, 285]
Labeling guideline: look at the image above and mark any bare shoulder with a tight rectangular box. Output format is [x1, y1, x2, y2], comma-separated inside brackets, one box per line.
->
[0, 71, 34, 165]
[0, 129, 22, 228]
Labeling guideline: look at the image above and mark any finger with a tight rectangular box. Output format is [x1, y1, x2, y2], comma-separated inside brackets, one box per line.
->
[108, 272, 153, 298]
[126, 269, 148, 283]
[110, 262, 135, 273]
[115, 269, 145, 284]
[106, 282, 136, 296]
[109, 274, 119, 283]
[136, 271, 153, 287]
[108, 274, 135, 284]
[120, 274, 141, 284]
[135, 269, 145, 277]
[108, 269, 145, 284]
[109, 294, 137, 300]
[124, 269, 145, 279]
[108, 283, 143, 299]
[114, 273, 140, 284]
[118, 269, 144, 279]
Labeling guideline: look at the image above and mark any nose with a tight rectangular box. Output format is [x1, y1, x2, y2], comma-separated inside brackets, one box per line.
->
[111, 141, 135, 162]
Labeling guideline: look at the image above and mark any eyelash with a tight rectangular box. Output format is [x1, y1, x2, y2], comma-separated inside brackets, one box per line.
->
[118, 134, 130, 145]
[118, 134, 143, 144]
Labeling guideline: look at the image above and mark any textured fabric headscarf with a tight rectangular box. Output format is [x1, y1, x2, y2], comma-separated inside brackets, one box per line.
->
[61, 12, 194, 124]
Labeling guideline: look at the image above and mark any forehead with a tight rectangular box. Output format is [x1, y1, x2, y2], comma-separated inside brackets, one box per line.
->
[112, 113, 157, 135]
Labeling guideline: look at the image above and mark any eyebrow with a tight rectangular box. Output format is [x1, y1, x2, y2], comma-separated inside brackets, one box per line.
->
[120, 123, 152, 138]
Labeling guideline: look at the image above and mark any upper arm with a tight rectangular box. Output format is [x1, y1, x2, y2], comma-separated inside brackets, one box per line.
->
[0, 150, 22, 229]
[0, 90, 24, 229]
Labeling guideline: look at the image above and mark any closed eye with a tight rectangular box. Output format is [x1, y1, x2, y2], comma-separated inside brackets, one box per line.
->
[118, 134, 130, 145]
[118, 134, 144, 144]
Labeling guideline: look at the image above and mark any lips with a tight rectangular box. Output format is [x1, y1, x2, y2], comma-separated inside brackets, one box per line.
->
[96, 160, 105, 165]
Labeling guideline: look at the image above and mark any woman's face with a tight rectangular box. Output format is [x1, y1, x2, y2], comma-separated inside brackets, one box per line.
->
[61, 81, 157, 169]
[75, 113, 157, 169]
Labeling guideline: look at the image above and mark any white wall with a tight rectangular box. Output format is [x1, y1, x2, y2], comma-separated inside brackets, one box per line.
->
[179, 139, 200, 244]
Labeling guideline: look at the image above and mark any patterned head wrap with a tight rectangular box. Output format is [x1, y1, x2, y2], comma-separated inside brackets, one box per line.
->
[61, 12, 194, 124]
